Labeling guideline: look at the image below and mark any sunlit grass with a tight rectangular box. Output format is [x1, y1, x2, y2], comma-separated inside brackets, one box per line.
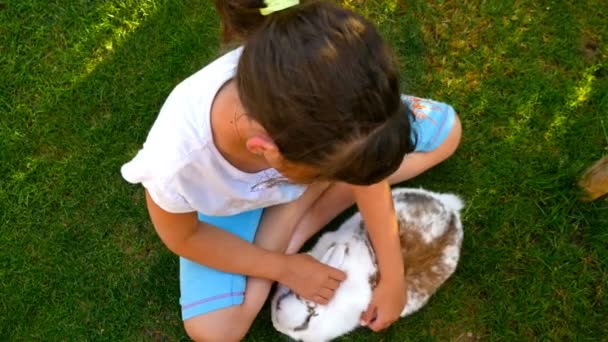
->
[544, 64, 601, 142]
[72, 0, 159, 83]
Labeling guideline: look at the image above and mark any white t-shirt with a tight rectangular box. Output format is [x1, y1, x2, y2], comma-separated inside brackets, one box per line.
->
[121, 48, 307, 215]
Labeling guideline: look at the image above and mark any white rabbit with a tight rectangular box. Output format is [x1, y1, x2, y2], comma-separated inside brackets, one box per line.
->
[271, 187, 464, 342]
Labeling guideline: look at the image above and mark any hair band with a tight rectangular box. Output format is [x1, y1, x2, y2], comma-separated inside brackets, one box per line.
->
[260, 0, 300, 16]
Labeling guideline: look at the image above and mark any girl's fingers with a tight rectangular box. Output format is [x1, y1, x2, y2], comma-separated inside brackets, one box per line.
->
[329, 268, 347, 281]
[318, 287, 334, 301]
[312, 295, 329, 305]
[324, 278, 341, 290]
[360, 304, 377, 325]
[370, 316, 393, 332]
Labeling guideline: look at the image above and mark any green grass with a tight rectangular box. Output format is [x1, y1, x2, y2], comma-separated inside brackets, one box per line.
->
[1, 0, 607, 340]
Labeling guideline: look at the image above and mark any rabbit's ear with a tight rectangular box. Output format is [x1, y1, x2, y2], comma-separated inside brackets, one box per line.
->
[320, 244, 347, 268]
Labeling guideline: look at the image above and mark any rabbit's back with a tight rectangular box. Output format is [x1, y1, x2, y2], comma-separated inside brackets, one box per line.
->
[391, 189, 464, 316]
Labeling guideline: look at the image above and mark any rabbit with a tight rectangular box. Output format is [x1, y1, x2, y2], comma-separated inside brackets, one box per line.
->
[271, 187, 464, 342]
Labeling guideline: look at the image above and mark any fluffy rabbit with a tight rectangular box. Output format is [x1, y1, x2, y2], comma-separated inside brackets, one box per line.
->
[271, 187, 464, 342]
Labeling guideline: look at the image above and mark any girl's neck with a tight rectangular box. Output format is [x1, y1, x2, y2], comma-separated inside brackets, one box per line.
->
[210, 80, 269, 173]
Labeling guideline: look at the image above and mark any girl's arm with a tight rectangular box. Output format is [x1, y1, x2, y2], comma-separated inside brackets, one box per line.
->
[144, 190, 345, 304]
[145, 190, 282, 279]
[351, 182, 406, 331]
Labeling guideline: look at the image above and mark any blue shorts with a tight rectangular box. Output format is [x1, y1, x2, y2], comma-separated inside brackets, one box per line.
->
[180, 209, 263, 321]
[178, 95, 456, 321]
[402, 95, 457, 153]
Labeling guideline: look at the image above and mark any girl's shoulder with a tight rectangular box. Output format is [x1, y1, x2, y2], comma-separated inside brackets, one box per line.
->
[180, 47, 243, 90]
[122, 48, 244, 188]
[147, 48, 245, 154]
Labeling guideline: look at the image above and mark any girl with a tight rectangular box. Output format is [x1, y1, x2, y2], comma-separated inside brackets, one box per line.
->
[121, 0, 461, 340]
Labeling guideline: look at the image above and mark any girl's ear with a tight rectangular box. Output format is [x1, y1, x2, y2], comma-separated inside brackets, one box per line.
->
[245, 135, 286, 170]
[245, 134, 276, 156]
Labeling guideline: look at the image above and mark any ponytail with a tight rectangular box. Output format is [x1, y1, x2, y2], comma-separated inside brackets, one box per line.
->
[213, 0, 266, 43]
[321, 103, 416, 185]
[213, 0, 306, 43]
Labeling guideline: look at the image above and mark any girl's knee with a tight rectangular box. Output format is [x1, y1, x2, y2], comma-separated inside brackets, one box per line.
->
[183, 306, 254, 342]
[184, 319, 249, 342]
[388, 115, 463, 184]
[430, 113, 462, 162]
[444, 114, 462, 156]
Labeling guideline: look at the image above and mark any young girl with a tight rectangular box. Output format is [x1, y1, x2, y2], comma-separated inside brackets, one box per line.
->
[121, 0, 461, 340]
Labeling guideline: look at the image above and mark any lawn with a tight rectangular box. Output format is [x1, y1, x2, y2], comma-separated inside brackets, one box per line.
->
[1, 0, 607, 340]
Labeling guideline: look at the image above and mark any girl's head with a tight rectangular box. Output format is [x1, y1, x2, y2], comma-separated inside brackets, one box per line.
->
[214, 0, 415, 185]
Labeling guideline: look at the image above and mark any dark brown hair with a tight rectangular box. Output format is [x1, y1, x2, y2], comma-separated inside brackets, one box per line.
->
[214, 0, 415, 185]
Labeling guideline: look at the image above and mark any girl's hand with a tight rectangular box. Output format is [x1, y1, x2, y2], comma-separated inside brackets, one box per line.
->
[351, 182, 405, 331]
[279, 253, 347, 305]
[360, 276, 406, 331]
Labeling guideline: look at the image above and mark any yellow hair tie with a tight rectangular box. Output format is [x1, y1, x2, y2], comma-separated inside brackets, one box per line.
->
[260, 0, 300, 16]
